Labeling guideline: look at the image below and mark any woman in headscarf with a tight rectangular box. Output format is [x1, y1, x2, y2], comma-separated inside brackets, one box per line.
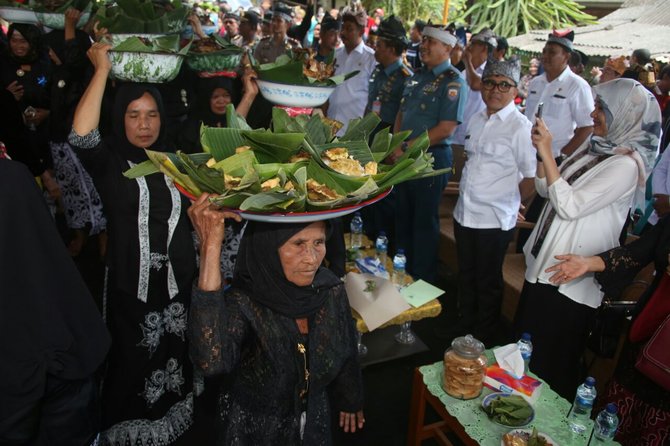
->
[177, 73, 258, 153]
[68, 42, 198, 444]
[187, 194, 365, 445]
[1, 23, 52, 164]
[0, 159, 110, 445]
[514, 78, 662, 399]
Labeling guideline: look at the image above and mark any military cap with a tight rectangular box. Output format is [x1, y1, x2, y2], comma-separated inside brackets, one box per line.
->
[241, 10, 260, 27]
[273, 2, 294, 22]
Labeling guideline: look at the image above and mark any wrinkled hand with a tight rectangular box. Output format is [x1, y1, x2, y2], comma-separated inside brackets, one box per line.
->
[544, 254, 589, 285]
[653, 194, 670, 217]
[87, 42, 112, 73]
[187, 193, 242, 248]
[531, 117, 553, 160]
[7, 81, 24, 101]
[339, 410, 365, 433]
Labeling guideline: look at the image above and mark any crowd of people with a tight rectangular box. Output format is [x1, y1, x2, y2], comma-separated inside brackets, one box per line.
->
[1, 0, 669, 445]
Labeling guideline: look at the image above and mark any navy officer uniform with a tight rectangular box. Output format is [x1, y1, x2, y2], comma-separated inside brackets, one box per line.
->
[394, 26, 467, 283]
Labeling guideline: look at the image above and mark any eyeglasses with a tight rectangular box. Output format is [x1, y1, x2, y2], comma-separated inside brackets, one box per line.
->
[482, 79, 516, 93]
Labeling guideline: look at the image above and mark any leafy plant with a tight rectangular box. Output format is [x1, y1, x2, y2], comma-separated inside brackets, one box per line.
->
[452, 0, 597, 38]
[95, 0, 190, 34]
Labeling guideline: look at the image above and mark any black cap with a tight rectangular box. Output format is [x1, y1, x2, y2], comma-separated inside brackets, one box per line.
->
[224, 12, 240, 22]
[373, 15, 409, 47]
[496, 36, 508, 51]
[547, 29, 574, 52]
[632, 48, 651, 65]
[273, 2, 294, 22]
[320, 13, 341, 33]
[413, 19, 426, 32]
[241, 10, 260, 27]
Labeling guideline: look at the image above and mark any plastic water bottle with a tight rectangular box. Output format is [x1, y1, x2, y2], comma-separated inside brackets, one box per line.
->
[517, 332, 533, 376]
[568, 377, 597, 434]
[350, 212, 363, 249]
[594, 403, 619, 442]
[375, 231, 389, 265]
[392, 249, 407, 289]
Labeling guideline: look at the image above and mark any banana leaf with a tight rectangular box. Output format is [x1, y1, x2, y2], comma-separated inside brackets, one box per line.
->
[314, 141, 375, 166]
[257, 54, 359, 87]
[200, 125, 246, 160]
[111, 34, 190, 54]
[225, 104, 251, 130]
[176, 151, 226, 193]
[242, 130, 306, 163]
[209, 192, 253, 209]
[123, 159, 159, 178]
[210, 149, 257, 178]
[144, 149, 202, 196]
[338, 113, 381, 143]
[238, 166, 307, 212]
[254, 161, 308, 182]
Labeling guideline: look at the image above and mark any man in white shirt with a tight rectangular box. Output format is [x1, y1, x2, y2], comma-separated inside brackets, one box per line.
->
[451, 28, 497, 149]
[325, 6, 377, 135]
[446, 59, 536, 343]
[524, 31, 593, 160]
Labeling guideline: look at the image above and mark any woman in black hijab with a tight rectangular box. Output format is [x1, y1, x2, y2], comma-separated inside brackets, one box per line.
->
[68, 43, 198, 444]
[177, 71, 258, 153]
[0, 159, 110, 445]
[187, 194, 365, 445]
[1, 23, 52, 165]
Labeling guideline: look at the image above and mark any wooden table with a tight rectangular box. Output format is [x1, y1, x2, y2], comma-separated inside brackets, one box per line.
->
[407, 368, 478, 446]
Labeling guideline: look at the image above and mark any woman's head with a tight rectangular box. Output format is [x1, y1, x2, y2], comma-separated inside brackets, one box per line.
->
[113, 85, 165, 155]
[196, 77, 235, 122]
[7, 24, 41, 63]
[590, 78, 662, 176]
[278, 221, 327, 286]
[233, 220, 340, 318]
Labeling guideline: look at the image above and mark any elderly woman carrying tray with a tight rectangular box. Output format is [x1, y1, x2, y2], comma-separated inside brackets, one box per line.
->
[188, 194, 365, 445]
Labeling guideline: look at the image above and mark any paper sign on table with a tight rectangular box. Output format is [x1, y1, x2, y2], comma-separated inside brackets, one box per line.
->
[344, 272, 411, 331]
[400, 280, 445, 308]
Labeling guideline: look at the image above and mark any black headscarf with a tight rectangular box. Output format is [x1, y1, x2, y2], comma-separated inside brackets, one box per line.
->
[7, 23, 42, 64]
[111, 83, 168, 163]
[0, 160, 110, 425]
[194, 76, 237, 127]
[233, 221, 341, 318]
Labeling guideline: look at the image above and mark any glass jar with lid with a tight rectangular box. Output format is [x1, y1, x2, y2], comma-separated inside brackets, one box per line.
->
[442, 334, 487, 400]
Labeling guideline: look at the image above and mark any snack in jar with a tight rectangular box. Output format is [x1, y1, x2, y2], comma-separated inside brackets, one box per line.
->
[442, 334, 487, 399]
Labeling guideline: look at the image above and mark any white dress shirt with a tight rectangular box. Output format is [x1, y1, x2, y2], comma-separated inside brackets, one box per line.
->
[650, 147, 670, 224]
[452, 61, 486, 146]
[524, 67, 594, 158]
[454, 102, 536, 230]
[327, 41, 377, 135]
[523, 142, 639, 308]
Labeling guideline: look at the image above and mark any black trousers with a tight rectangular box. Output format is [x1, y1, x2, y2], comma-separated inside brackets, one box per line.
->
[514, 281, 597, 400]
[0, 375, 99, 446]
[454, 221, 515, 345]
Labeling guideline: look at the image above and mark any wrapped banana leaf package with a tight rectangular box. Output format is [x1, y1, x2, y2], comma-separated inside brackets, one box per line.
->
[124, 106, 451, 220]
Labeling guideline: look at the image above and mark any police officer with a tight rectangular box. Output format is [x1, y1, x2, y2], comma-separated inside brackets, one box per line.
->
[237, 11, 261, 51]
[253, 2, 301, 64]
[361, 15, 413, 242]
[222, 12, 242, 45]
[390, 26, 467, 283]
[366, 15, 413, 136]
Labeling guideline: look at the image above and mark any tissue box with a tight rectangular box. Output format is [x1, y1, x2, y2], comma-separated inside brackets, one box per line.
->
[484, 363, 543, 404]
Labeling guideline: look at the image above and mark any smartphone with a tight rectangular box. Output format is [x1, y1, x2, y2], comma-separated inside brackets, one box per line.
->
[536, 102, 544, 120]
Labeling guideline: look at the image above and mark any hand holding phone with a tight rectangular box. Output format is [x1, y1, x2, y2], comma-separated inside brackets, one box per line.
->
[536, 102, 544, 119]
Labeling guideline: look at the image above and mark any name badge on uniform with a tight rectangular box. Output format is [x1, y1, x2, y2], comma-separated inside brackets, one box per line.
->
[372, 100, 381, 114]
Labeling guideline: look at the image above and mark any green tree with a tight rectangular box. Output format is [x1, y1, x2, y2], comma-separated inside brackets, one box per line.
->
[451, 0, 597, 37]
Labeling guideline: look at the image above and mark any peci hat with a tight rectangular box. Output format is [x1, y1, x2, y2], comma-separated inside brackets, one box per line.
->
[470, 28, 497, 48]
[547, 29, 574, 52]
[273, 2, 294, 22]
[373, 15, 409, 47]
[341, 6, 367, 28]
[413, 19, 426, 32]
[320, 13, 341, 33]
[241, 10, 260, 27]
[422, 25, 457, 47]
[224, 12, 240, 22]
[632, 48, 651, 65]
[482, 57, 521, 84]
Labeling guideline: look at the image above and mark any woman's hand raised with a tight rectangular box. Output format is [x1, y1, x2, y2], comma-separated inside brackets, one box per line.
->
[87, 42, 112, 73]
[531, 117, 553, 161]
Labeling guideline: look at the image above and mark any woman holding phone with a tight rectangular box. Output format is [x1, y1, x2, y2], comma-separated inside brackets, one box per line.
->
[513, 79, 661, 399]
